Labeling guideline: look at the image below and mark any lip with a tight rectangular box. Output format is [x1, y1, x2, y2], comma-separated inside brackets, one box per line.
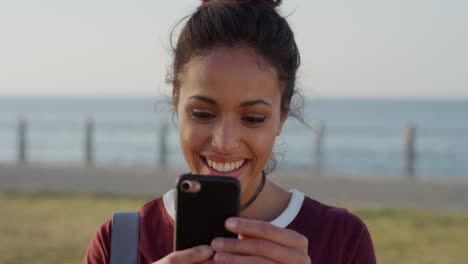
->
[199, 155, 249, 178]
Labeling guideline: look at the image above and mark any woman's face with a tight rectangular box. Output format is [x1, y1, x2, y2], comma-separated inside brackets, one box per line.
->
[174, 45, 286, 202]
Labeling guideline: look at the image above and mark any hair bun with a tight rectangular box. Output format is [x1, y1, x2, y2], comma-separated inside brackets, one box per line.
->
[199, 0, 282, 9]
[259, 0, 282, 8]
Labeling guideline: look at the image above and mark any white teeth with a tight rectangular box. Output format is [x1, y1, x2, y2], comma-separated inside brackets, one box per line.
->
[205, 158, 246, 173]
[238, 160, 245, 168]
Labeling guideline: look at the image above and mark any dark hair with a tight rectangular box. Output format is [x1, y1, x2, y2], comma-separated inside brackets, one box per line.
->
[166, 0, 303, 173]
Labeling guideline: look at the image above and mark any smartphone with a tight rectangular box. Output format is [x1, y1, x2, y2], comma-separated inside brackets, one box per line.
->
[174, 174, 240, 251]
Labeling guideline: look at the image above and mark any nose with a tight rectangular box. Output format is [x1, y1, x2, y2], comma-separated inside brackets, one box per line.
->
[211, 117, 240, 153]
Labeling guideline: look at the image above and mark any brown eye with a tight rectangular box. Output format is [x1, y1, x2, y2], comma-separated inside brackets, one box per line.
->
[189, 109, 216, 120]
[242, 115, 265, 125]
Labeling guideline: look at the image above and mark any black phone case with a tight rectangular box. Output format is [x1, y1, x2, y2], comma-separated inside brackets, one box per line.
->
[174, 174, 240, 251]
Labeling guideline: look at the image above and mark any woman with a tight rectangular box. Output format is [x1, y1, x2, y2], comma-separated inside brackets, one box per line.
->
[84, 0, 376, 263]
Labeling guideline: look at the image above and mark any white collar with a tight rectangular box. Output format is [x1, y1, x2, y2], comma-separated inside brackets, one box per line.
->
[163, 188, 304, 228]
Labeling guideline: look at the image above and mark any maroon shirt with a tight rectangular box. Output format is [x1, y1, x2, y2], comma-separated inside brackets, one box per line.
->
[84, 190, 376, 264]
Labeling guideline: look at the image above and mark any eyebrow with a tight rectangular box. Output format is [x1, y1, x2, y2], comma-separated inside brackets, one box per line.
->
[188, 95, 272, 108]
[188, 95, 218, 105]
[240, 99, 272, 108]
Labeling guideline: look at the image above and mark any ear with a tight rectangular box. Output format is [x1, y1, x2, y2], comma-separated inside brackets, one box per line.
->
[276, 103, 289, 136]
[172, 86, 179, 116]
[276, 114, 287, 136]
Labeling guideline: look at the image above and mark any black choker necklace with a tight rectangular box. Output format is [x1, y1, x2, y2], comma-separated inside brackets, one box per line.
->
[240, 170, 266, 212]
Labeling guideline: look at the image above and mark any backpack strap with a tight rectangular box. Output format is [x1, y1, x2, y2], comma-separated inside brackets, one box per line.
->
[110, 211, 140, 264]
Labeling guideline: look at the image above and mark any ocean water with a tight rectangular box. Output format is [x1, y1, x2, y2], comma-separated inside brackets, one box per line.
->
[0, 97, 467, 180]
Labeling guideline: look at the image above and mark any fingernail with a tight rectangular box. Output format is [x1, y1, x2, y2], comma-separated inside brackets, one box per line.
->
[201, 246, 212, 256]
[226, 218, 238, 229]
[212, 238, 224, 249]
[215, 252, 226, 261]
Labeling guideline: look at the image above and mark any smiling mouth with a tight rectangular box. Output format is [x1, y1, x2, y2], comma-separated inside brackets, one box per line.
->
[201, 156, 247, 173]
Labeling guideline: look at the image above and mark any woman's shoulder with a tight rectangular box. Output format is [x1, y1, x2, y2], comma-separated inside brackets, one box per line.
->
[289, 192, 376, 263]
[286, 190, 369, 235]
[83, 192, 173, 263]
[302, 194, 367, 228]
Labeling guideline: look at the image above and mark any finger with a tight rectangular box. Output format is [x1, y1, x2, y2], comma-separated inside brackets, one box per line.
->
[162, 245, 213, 263]
[212, 237, 310, 264]
[225, 218, 308, 249]
[214, 251, 276, 264]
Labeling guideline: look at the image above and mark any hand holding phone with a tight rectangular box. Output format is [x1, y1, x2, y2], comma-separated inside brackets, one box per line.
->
[174, 174, 240, 251]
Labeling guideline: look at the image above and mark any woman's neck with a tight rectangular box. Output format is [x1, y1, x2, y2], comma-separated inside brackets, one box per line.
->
[240, 180, 291, 222]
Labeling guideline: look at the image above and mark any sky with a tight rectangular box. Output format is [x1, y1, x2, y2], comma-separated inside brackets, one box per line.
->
[0, 0, 467, 99]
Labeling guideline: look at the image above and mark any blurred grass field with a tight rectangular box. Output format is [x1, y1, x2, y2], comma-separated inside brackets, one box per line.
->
[1, 190, 467, 264]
